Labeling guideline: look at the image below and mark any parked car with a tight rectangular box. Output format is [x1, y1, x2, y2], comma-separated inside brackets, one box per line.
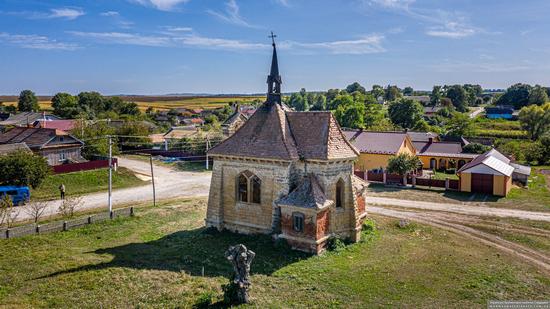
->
[0, 186, 31, 206]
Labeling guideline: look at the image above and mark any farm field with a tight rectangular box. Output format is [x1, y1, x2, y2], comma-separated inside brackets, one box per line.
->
[0, 198, 548, 308]
[0, 95, 265, 112]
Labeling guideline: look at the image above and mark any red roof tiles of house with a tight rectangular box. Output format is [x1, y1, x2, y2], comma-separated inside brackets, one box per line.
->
[36, 120, 76, 131]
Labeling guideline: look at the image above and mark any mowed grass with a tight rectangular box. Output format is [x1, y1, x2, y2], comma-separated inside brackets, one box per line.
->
[1, 199, 549, 308]
[31, 167, 146, 201]
[367, 168, 550, 212]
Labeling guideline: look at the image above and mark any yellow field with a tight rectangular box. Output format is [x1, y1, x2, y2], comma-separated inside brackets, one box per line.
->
[2, 96, 265, 112]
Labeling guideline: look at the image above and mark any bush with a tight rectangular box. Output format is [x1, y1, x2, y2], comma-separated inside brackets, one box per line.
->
[463, 143, 491, 154]
[193, 291, 215, 309]
[326, 235, 347, 252]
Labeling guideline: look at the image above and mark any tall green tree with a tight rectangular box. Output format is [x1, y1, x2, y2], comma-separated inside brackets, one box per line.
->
[78, 91, 105, 116]
[288, 91, 308, 111]
[445, 112, 474, 137]
[310, 94, 327, 111]
[430, 85, 442, 107]
[384, 85, 402, 102]
[364, 103, 385, 128]
[445, 85, 468, 112]
[0, 150, 49, 189]
[334, 101, 365, 129]
[528, 85, 549, 106]
[17, 90, 39, 112]
[497, 83, 532, 109]
[345, 82, 366, 94]
[403, 86, 414, 96]
[51, 93, 80, 118]
[371, 85, 385, 99]
[328, 94, 354, 110]
[387, 98, 424, 129]
[518, 103, 550, 140]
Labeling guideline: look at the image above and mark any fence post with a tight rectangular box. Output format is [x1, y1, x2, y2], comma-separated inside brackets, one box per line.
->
[63, 221, 68, 231]
[36, 225, 41, 234]
[445, 178, 450, 190]
[6, 229, 10, 239]
[383, 172, 387, 184]
[403, 175, 407, 186]
[412, 175, 416, 188]
[110, 211, 114, 219]
[130, 207, 134, 216]
[88, 216, 93, 224]
[364, 169, 368, 181]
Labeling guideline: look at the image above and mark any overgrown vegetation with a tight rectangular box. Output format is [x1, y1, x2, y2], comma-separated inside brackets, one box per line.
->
[0, 150, 49, 189]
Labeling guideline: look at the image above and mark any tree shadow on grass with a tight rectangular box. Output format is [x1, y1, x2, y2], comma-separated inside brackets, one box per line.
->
[39, 227, 309, 279]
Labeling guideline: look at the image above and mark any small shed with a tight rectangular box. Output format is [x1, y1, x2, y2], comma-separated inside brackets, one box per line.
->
[457, 149, 514, 196]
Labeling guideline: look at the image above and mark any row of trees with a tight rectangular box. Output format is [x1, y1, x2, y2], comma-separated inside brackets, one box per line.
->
[429, 84, 483, 112]
[496, 84, 549, 109]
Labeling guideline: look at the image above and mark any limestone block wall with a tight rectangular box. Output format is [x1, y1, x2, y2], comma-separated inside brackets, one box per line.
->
[206, 156, 292, 234]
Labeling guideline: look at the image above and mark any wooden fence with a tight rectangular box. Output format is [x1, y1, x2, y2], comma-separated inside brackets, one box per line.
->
[0, 207, 133, 240]
[52, 158, 118, 174]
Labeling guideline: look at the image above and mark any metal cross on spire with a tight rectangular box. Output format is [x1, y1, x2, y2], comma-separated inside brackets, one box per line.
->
[269, 31, 277, 46]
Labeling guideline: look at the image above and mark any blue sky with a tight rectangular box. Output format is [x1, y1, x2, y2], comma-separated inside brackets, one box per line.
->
[1, 0, 550, 95]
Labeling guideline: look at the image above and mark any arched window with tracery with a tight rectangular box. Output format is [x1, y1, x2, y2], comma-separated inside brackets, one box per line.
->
[336, 178, 344, 208]
[236, 171, 261, 204]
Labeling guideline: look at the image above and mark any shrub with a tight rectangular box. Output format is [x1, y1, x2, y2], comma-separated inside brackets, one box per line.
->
[326, 235, 347, 252]
[463, 143, 491, 154]
[0, 150, 49, 188]
[193, 291, 215, 309]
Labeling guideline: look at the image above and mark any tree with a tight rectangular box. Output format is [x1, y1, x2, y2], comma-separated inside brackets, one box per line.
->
[463, 84, 482, 106]
[0, 195, 19, 228]
[445, 85, 468, 112]
[364, 102, 385, 128]
[58, 196, 82, 219]
[327, 94, 354, 110]
[387, 98, 424, 129]
[387, 153, 421, 176]
[18, 90, 39, 112]
[528, 85, 549, 106]
[51, 92, 80, 118]
[326, 89, 340, 103]
[430, 86, 442, 107]
[78, 91, 105, 116]
[117, 121, 151, 146]
[445, 112, 474, 137]
[518, 103, 550, 140]
[0, 150, 49, 189]
[371, 85, 385, 99]
[384, 85, 402, 102]
[72, 121, 118, 158]
[403, 86, 414, 96]
[539, 133, 550, 165]
[288, 91, 308, 111]
[463, 143, 491, 154]
[334, 101, 365, 129]
[310, 94, 327, 111]
[25, 201, 49, 223]
[497, 83, 532, 109]
[345, 82, 366, 94]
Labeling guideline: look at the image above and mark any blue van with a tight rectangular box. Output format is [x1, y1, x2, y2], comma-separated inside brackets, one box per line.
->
[0, 186, 31, 206]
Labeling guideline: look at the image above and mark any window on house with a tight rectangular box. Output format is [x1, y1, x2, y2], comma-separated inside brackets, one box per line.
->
[336, 178, 344, 208]
[59, 151, 66, 161]
[237, 171, 261, 204]
[293, 213, 304, 232]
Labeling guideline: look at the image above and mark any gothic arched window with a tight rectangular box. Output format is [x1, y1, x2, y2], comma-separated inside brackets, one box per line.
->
[236, 171, 261, 204]
[251, 176, 261, 204]
[336, 178, 344, 208]
[238, 174, 248, 202]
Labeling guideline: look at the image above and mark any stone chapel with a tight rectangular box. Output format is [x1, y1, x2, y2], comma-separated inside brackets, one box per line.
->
[206, 36, 369, 254]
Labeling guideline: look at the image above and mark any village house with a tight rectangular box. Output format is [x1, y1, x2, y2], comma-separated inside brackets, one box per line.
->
[34, 119, 77, 131]
[0, 112, 61, 131]
[206, 38, 369, 254]
[221, 107, 249, 137]
[343, 130, 477, 172]
[0, 127, 84, 166]
[0, 143, 31, 156]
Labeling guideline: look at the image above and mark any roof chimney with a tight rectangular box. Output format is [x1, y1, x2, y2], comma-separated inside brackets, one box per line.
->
[428, 137, 433, 144]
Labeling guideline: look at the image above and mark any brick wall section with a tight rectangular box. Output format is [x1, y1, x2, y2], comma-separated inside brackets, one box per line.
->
[316, 209, 330, 239]
[281, 213, 316, 239]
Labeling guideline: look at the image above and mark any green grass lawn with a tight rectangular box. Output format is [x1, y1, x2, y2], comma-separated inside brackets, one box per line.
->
[431, 170, 459, 180]
[0, 199, 548, 308]
[31, 167, 146, 201]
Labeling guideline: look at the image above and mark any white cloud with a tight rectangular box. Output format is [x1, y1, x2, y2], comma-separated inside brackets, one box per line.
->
[100, 11, 120, 17]
[426, 22, 477, 38]
[129, 0, 190, 11]
[163, 26, 193, 32]
[286, 35, 386, 54]
[274, 0, 290, 7]
[207, 0, 258, 28]
[0, 32, 79, 50]
[49, 8, 85, 20]
[67, 30, 385, 54]
[366, 0, 414, 10]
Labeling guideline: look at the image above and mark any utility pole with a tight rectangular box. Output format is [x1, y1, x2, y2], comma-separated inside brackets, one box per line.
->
[108, 135, 113, 213]
[150, 154, 156, 207]
[205, 137, 209, 170]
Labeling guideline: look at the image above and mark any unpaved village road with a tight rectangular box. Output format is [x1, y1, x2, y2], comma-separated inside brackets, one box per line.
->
[16, 157, 211, 222]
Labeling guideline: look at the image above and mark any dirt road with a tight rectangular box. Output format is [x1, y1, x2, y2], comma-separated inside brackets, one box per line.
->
[366, 196, 550, 222]
[16, 157, 211, 222]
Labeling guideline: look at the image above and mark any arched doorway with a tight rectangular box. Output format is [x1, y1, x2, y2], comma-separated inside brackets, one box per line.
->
[430, 158, 437, 169]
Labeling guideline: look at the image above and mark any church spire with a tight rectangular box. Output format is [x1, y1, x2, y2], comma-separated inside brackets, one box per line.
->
[267, 32, 282, 104]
